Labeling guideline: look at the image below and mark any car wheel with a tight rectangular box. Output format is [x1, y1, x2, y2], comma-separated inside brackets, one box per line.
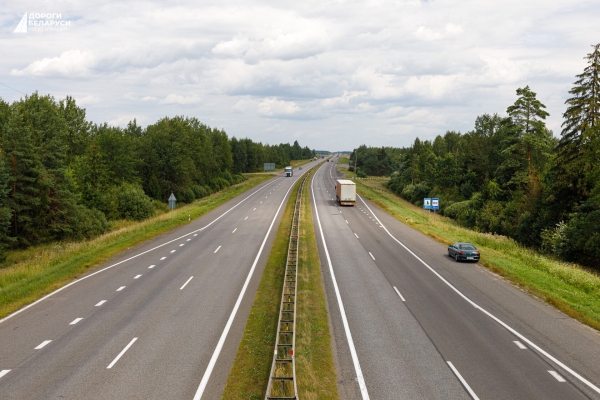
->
[454, 254, 458, 262]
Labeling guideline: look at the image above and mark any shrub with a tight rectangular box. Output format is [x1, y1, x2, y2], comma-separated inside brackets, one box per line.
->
[152, 199, 170, 214]
[192, 185, 208, 199]
[71, 205, 109, 240]
[115, 183, 155, 220]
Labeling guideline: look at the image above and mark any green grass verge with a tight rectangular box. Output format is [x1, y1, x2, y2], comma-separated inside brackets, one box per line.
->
[353, 178, 600, 331]
[336, 156, 349, 165]
[221, 173, 300, 399]
[296, 168, 339, 399]
[0, 174, 271, 319]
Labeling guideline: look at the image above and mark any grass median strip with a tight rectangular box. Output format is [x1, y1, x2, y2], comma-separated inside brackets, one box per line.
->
[0, 174, 271, 320]
[353, 177, 600, 332]
[296, 168, 339, 399]
[223, 165, 338, 399]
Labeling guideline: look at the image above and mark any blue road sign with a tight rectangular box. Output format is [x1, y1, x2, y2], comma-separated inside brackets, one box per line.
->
[423, 198, 431, 210]
[432, 198, 439, 210]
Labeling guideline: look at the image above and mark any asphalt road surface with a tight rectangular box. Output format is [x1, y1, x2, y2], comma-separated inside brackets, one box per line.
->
[312, 159, 600, 399]
[0, 166, 312, 400]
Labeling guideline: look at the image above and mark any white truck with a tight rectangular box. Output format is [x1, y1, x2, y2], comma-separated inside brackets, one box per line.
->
[285, 166, 293, 177]
[335, 179, 356, 206]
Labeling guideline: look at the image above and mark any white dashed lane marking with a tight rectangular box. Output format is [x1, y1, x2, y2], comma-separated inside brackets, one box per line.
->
[514, 341, 527, 349]
[117, 286, 126, 292]
[170, 250, 176, 253]
[180, 276, 194, 290]
[148, 265, 155, 269]
[96, 300, 107, 306]
[35, 340, 51, 350]
[160, 257, 166, 260]
[0, 370, 10, 379]
[134, 275, 141, 279]
[549, 371, 566, 382]
[214, 246, 221, 253]
[70, 318, 83, 325]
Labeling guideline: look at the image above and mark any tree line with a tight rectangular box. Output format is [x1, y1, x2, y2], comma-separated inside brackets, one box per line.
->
[0, 95, 314, 258]
[360, 44, 600, 270]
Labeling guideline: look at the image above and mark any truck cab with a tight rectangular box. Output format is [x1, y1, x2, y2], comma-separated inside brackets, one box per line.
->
[285, 166, 293, 177]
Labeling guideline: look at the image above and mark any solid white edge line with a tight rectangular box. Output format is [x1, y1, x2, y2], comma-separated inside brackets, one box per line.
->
[369, 252, 375, 261]
[0, 369, 10, 378]
[549, 370, 567, 382]
[0, 177, 284, 325]
[312, 165, 370, 400]
[514, 340, 527, 349]
[69, 318, 83, 325]
[193, 168, 310, 400]
[35, 340, 51, 349]
[447, 361, 480, 400]
[107, 337, 138, 369]
[214, 246, 221, 253]
[96, 300, 107, 306]
[357, 194, 600, 394]
[180, 276, 194, 290]
[393, 286, 406, 302]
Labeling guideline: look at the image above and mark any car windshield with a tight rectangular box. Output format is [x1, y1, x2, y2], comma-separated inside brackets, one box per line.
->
[460, 244, 476, 250]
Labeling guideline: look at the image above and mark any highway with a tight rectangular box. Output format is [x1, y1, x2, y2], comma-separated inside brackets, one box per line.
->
[0, 167, 311, 399]
[312, 159, 600, 399]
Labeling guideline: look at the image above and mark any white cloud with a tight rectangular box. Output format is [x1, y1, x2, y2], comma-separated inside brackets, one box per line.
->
[159, 94, 201, 105]
[1, 0, 597, 149]
[11, 50, 95, 77]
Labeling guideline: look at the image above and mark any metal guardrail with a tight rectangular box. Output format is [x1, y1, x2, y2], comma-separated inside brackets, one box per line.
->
[265, 173, 309, 400]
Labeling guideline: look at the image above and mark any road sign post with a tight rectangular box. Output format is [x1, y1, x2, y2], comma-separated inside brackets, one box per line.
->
[432, 198, 439, 222]
[424, 198, 431, 223]
[168, 193, 176, 220]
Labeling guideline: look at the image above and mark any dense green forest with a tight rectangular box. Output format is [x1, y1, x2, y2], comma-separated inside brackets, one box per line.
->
[0, 96, 313, 258]
[355, 44, 600, 270]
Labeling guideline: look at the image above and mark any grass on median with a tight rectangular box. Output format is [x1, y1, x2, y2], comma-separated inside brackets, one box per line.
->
[296, 168, 339, 399]
[222, 164, 338, 399]
[0, 174, 271, 319]
[352, 177, 600, 332]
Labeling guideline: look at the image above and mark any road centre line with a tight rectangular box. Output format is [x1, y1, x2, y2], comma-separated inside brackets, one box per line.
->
[193, 168, 309, 400]
[160, 257, 167, 260]
[369, 252, 375, 260]
[180, 276, 194, 290]
[134, 275, 141, 279]
[214, 246, 221, 253]
[354, 233, 359, 239]
[254, 208, 256, 211]
[0, 370, 10, 379]
[69, 318, 83, 325]
[549, 371, 566, 382]
[107, 337, 137, 369]
[180, 244, 185, 246]
[514, 341, 527, 349]
[232, 228, 237, 233]
[311, 166, 370, 400]
[117, 286, 126, 291]
[148, 265, 155, 269]
[0, 177, 284, 325]
[96, 300, 107, 306]
[393, 286, 406, 302]
[245, 216, 248, 220]
[35, 340, 51, 350]
[170, 250, 176, 253]
[447, 361, 480, 400]
[357, 194, 600, 394]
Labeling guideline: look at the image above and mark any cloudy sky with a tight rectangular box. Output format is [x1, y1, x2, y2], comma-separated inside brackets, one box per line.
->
[1, 1, 598, 151]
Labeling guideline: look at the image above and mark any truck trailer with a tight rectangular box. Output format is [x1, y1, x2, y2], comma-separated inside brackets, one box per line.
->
[335, 179, 356, 206]
[285, 166, 293, 177]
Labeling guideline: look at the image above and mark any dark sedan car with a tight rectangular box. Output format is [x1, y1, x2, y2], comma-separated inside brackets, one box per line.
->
[448, 242, 480, 262]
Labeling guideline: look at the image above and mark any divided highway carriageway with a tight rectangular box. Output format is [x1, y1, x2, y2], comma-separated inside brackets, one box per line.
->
[311, 160, 600, 400]
[0, 167, 311, 400]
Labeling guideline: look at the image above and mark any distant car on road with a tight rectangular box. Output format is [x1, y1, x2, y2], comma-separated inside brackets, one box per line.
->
[448, 242, 480, 262]
[299, 166, 302, 170]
